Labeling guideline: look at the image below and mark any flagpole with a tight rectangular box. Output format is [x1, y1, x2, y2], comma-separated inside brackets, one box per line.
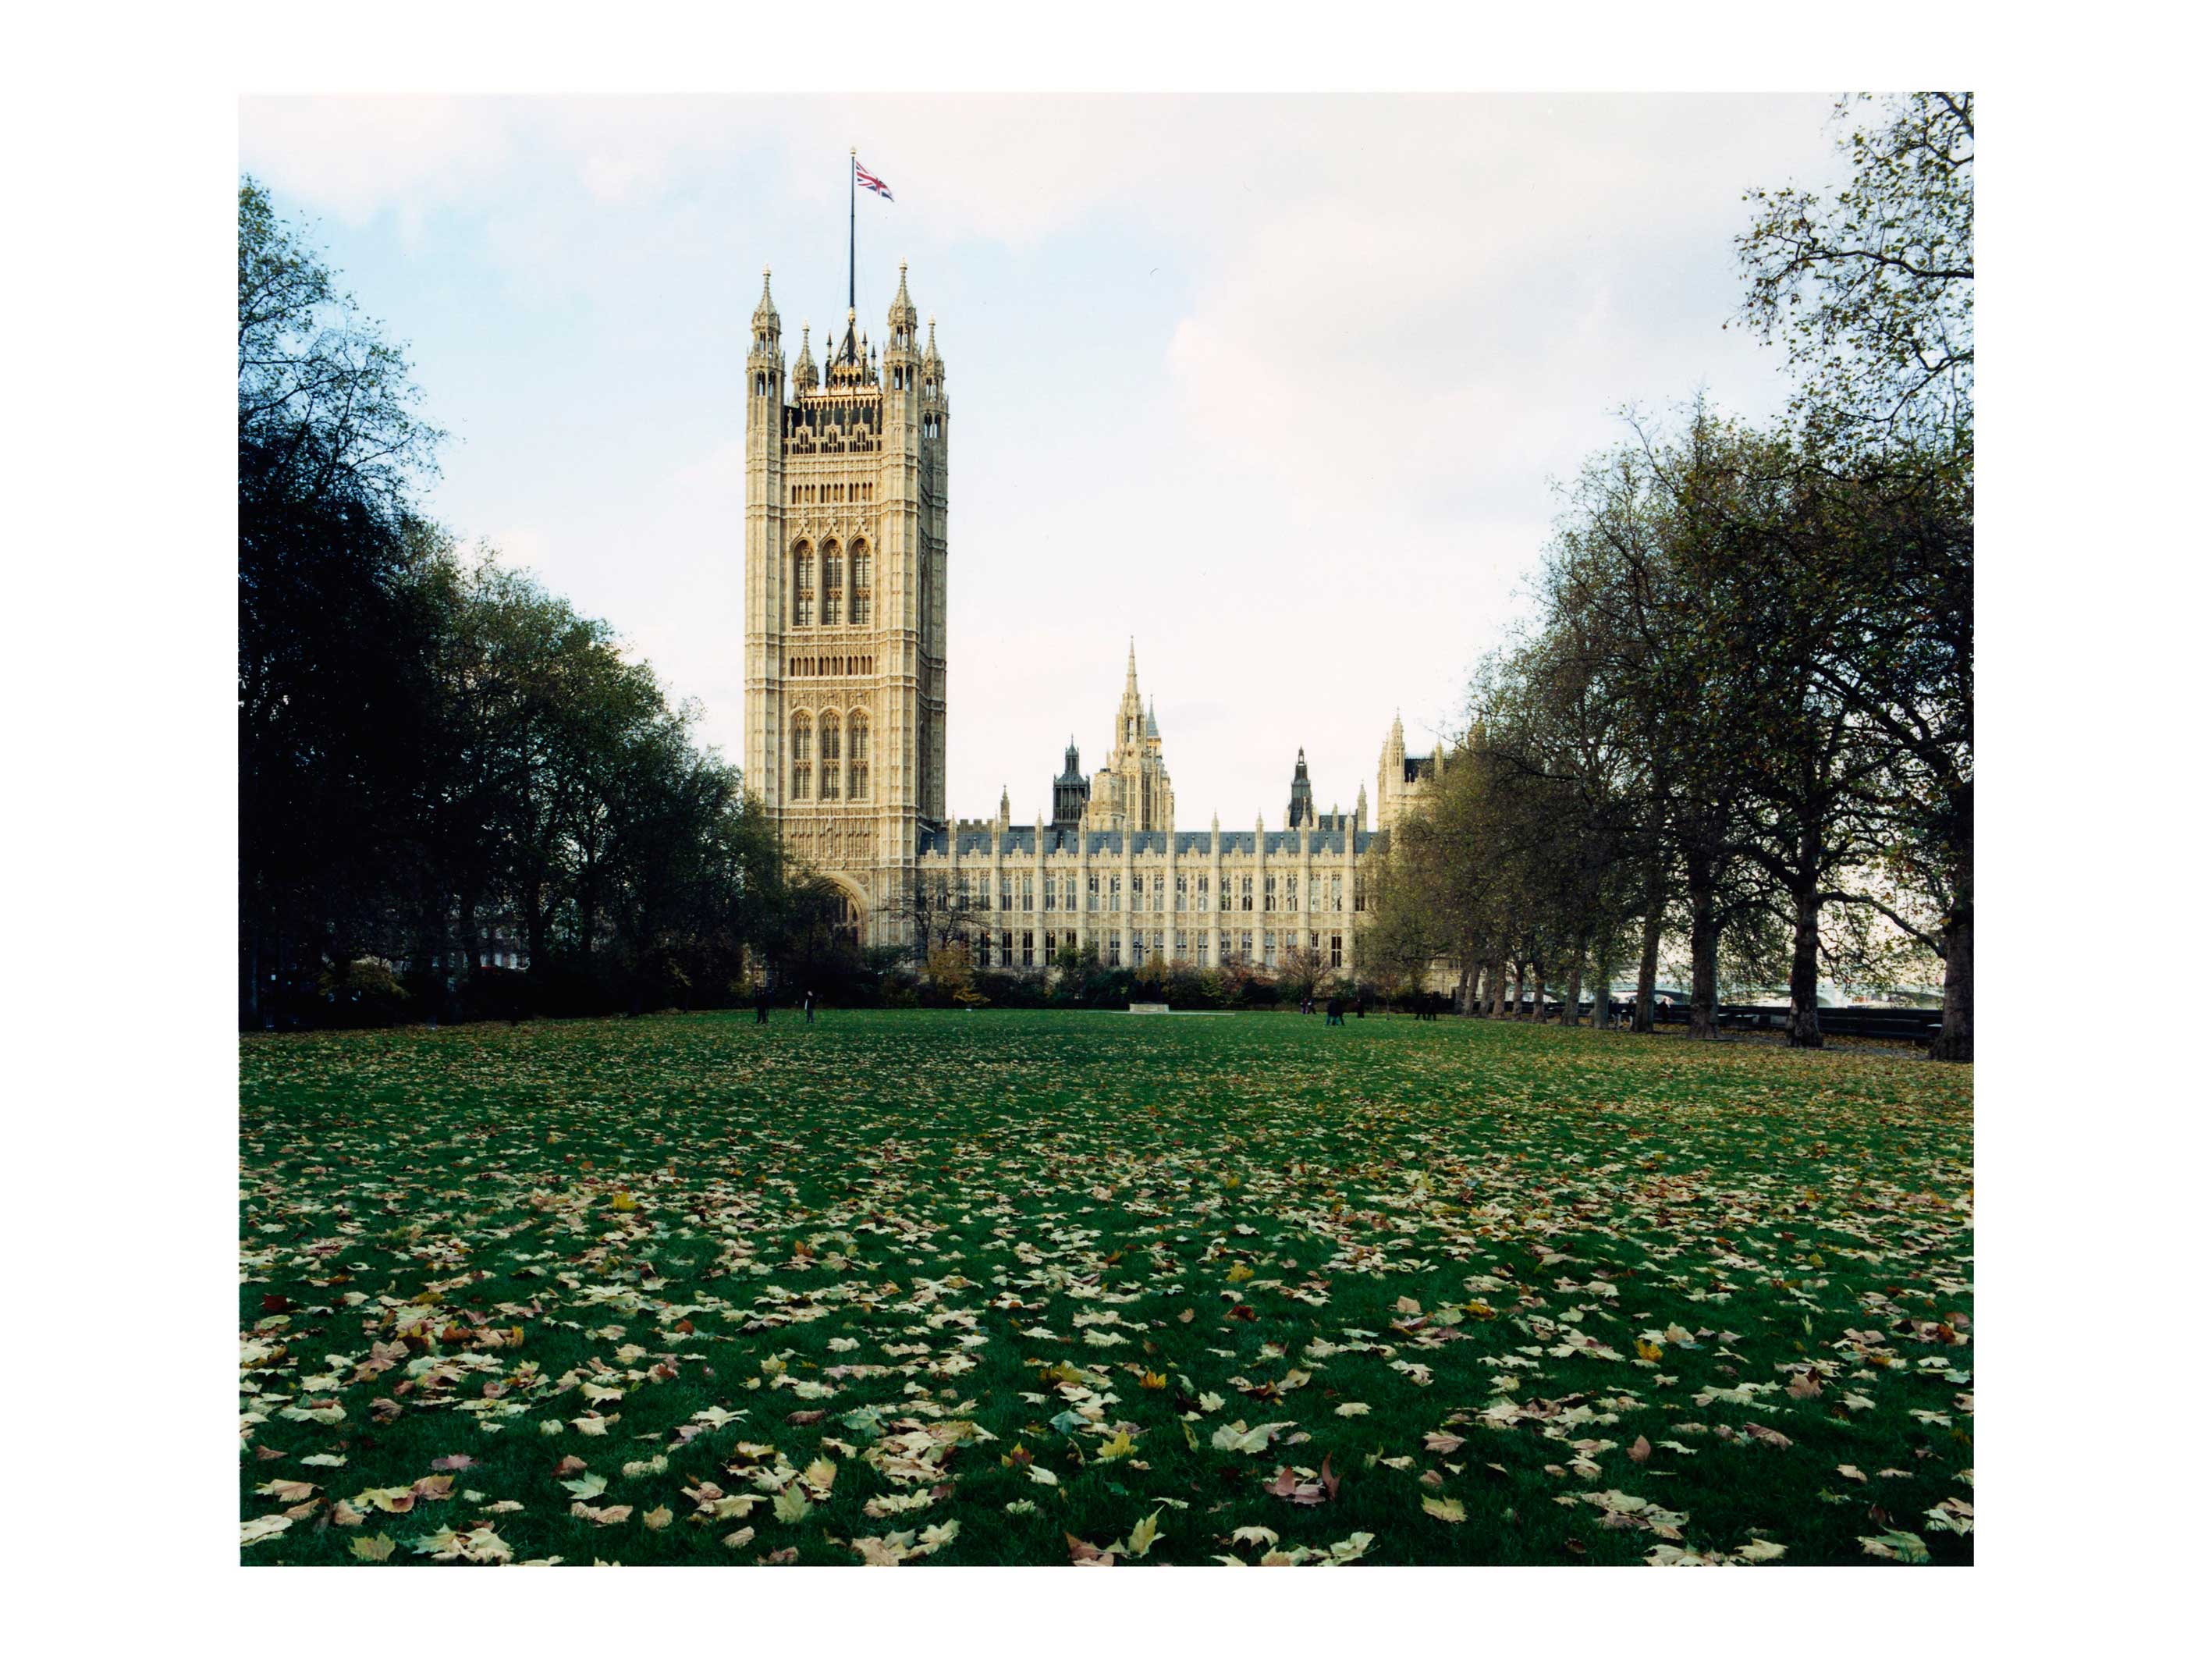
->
[847, 147, 856, 317]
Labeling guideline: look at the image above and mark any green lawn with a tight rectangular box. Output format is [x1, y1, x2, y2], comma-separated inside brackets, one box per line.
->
[239, 1008, 1972, 1566]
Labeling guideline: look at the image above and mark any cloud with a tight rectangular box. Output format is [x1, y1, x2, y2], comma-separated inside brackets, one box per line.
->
[240, 97, 524, 226]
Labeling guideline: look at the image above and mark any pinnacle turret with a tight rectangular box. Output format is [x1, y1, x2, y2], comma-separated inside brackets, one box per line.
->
[751, 266, 779, 332]
[889, 259, 918, 337]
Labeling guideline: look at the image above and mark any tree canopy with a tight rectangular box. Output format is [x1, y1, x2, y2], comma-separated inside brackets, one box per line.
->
[239, 179, 826, 1027]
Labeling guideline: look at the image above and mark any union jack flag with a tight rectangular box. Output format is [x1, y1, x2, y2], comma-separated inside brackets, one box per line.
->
[854, 158, 894, 201]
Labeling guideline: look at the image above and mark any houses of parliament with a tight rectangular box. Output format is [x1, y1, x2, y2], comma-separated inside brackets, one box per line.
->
[741, 263, 1433, 975]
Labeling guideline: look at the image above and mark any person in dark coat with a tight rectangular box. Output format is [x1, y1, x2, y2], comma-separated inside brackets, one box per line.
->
[755, 983, 772, 1025]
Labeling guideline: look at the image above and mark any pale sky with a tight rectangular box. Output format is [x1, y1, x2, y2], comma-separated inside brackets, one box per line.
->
[240, 94, 1847, 827]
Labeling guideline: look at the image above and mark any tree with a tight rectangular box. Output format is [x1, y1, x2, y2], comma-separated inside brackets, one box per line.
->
[1735, 92, 1973, 447]
[1276, 944, 1326, 1004]
[886, 868, 985, 960]
[239, 178, 816, 1028]
[924, 945, 980, 1005]
[1738, 93, 1974, 1060]
[238, 179, 447, 1023]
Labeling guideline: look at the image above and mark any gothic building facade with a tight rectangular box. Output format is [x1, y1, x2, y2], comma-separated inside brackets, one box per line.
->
[743, 263, 1430, 975]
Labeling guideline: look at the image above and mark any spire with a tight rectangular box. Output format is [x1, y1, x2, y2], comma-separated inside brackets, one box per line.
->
[1287, 746, 1315, 830]
[793, 321, 817, 391]
[889, 259, 918, 336]
[1145, 696, 1159, 739]
[751, 266, 779, 331]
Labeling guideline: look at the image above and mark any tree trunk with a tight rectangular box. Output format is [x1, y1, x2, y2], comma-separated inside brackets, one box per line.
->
[1531, 963, 1547, 1025]
[1787, 877, 1823, 1048]
[1634, 897, 1662, 1032]
[1489, 956, 1508, 1018]
[420, 893, 454, 1027]
[1931, 898, 1972, 1062]
[1563, 957, 1582, 1030]
[460, 890, 483, 1011]
[1454, 958, 1472, 1016]
[1686, 856, 1719, 1041]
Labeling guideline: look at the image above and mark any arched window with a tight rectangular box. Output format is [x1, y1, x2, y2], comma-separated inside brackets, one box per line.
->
[848, 711, 870, 799]
[818, 712, 842, 800]
[849, 542, 872, 625]
[792, 544, 814, 627]
[822, 542, 843, 627]
[790, 713, 812, 800]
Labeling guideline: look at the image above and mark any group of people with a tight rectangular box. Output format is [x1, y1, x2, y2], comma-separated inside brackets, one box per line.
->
[1299, 993, 1358, 1025]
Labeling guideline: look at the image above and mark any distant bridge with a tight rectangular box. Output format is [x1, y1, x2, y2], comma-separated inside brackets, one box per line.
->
[1522, 1000, 1942, 1043]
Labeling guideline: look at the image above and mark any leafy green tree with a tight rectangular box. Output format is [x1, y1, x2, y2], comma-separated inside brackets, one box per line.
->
[1735, 92, 1972, 446]
[238, 179, 449, 1022]
[1737, 93, 1974, 1059]
[239, 178, 816, 1028]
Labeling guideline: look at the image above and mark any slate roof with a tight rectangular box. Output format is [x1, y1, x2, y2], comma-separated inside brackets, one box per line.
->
[915, 826, 1379, 858]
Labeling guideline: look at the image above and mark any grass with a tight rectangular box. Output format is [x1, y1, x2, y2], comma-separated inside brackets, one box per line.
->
[239, 1008, 1972, 1566]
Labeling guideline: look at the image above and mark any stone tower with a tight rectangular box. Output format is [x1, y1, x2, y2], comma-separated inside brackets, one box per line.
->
[1285, 748, 1315, 830]
[1376, 711, 1434, 833]
[743, 261, 950, 936]
[1085, 641, 1176, 833]
[1051, 738, 1090, 832]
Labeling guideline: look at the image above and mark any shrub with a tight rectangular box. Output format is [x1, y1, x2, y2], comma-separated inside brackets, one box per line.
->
[317, 957, 413, 1028]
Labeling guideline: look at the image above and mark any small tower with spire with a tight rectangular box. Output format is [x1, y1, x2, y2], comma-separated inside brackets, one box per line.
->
[743, 268, 788, 814]
[1085, 642, 1176, 834]
[1052, 736, 1090, 833]
[1286, 748, 1315, 830]
[1376, 710, 1433, 833]
[792, 321, 817, 393]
